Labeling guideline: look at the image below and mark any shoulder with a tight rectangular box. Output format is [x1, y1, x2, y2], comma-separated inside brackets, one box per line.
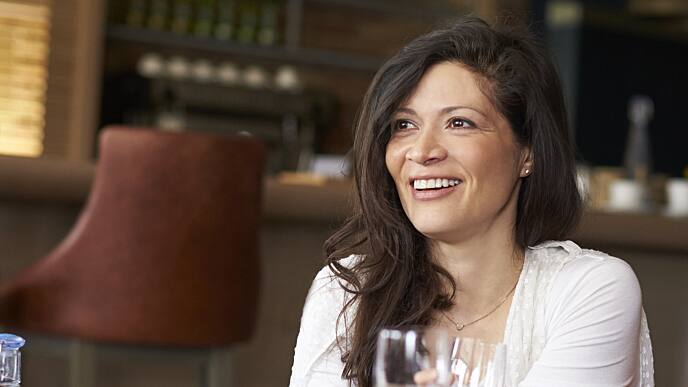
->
[529, 241, 642, 326]
[547, 241, 640, 299]
[562, 248, 638, 288]
[528, 240, 640, 293]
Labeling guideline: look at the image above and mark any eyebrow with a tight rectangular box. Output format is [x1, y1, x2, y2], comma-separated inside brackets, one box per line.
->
[394, 105, 488, 118]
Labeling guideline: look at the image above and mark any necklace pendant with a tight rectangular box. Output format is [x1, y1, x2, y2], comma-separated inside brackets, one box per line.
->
[456, 323, 465, 331]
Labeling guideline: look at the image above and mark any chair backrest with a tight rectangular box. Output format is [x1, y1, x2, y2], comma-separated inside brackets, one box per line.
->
[0, 127, 266, 347]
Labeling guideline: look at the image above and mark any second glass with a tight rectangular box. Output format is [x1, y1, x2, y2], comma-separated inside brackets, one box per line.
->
[374, 327, 453, 387]
[450, 337, 507, 387]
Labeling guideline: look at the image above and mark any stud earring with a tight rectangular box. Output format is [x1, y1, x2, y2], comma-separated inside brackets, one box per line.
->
[523, 168, 530, 176]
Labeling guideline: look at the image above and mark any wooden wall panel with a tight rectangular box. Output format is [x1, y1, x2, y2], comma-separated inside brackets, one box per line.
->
[42, 0, 105, 161]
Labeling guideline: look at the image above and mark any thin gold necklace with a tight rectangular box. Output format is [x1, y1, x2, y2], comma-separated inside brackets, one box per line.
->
[441, 279, 519, 332]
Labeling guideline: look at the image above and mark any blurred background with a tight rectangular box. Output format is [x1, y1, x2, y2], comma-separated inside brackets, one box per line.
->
[0, 0, 686, 386]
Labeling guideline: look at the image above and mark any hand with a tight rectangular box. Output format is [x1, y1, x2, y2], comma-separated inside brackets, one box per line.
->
[413, 369, 438, 385]
[413, 368, 455, 386]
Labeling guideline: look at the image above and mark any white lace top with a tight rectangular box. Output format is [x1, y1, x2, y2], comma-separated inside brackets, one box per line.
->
[290, 240, 655, 386]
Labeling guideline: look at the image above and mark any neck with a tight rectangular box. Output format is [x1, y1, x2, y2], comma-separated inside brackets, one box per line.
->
[430, 228, 524, 316]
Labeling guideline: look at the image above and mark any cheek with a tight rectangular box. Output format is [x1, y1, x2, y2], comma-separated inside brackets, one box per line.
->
[464, 144, 520, 184]
[384, 149, 392, 172]
[384, 143, 403, 179]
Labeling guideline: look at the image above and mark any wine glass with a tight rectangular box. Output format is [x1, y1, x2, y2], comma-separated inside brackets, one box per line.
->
[450, 337, 507, 387]
[374, 326, 453, 387]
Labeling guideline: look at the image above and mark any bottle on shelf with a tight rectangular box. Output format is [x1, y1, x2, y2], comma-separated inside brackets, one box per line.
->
[0, 334, 25, 387]
[214, 0, 236, 40]
[257, 0, 280, 46]
[171, 0, 193, 34]
[125, 0, 148, 27]
[236, 0, 259, 44]
[147, 0, 170, 30]
[624, 95, 654, 183]
[611, 94, 654, 212]
[193, 0, 216, 38]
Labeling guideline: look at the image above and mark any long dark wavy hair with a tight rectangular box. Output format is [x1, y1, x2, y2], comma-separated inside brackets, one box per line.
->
[324, 16, 582, 387]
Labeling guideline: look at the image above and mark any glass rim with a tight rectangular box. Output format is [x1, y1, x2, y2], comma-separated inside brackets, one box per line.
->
[0, 334, 25, 350]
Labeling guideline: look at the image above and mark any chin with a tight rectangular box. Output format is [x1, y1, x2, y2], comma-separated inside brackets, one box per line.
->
[409, 218, 463, 240]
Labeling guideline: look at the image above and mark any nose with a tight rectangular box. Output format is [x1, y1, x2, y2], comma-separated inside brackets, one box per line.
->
[406, 130, 447, 165]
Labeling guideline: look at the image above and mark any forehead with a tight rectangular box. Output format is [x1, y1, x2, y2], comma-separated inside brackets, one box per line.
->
[400, 61, 496, 114]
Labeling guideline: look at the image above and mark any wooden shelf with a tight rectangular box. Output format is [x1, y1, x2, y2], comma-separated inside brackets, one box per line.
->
[306, 0, 462, 19]
[106, 25, 384, 72]
[152, 79, 332, 117]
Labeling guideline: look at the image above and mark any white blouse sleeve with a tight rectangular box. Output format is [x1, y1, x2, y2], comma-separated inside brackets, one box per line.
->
[519, 256, 643, 387]
[290, 264, 350, 387]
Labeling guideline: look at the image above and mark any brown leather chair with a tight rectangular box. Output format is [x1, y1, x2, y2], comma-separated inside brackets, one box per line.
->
[0, 126, 266, 386]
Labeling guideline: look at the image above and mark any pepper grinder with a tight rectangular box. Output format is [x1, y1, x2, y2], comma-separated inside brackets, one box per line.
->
[624, 95, 654, 183]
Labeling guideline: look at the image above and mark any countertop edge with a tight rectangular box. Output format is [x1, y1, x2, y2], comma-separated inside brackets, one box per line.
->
[1, 156, 685, 252]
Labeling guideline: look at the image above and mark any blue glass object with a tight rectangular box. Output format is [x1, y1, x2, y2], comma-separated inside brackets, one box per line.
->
[0, 334, 25, 386]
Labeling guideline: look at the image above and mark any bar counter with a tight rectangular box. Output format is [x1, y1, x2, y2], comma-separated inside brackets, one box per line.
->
[0, 155, 686, 253]
[0, 156, 354, 221]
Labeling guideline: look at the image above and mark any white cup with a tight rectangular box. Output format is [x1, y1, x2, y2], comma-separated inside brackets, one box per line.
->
[666, 178, 688, 216]
[608, 179, 646, 212]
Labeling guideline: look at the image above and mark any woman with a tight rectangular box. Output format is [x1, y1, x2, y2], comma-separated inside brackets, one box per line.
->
[290, 16, 654, 387]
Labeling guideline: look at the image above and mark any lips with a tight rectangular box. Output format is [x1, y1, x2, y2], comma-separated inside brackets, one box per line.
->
[406, 176, 463, 200]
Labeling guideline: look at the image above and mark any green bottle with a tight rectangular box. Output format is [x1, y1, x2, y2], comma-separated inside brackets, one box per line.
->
[194, 0, 216, 38]
[125, 0, 147, 27]
[171, 0, 192, 34]
[147, 0, 170, 30]
[257, 0, 279, 46]
[236, 0, 258, 44]
[214, 0, 235, 40]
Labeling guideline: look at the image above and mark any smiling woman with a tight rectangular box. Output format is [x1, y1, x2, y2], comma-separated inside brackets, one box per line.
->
[290, 16, 654, 387]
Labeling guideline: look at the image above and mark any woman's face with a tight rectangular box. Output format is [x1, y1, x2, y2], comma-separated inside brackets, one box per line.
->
[385, 61, 531, 243]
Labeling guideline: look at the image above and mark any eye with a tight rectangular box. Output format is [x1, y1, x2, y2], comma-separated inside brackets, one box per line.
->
[448, 117, 476, 129]
[392, 119, 417, 132]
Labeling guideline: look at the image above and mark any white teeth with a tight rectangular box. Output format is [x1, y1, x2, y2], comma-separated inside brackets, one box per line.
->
[413, 178, 461, 190]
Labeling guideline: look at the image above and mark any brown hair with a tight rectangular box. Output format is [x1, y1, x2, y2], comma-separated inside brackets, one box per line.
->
[324, 16, 582, 386]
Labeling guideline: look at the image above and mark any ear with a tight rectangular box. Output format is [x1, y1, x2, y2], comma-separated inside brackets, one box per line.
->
[519, 146, 534, 177]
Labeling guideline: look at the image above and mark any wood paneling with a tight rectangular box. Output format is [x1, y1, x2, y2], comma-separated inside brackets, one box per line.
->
[43, 0, 105, 160]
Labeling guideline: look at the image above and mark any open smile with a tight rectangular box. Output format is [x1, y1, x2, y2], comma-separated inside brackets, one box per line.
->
[411, 178, 461, 190]
[408, 177, 463, 200]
